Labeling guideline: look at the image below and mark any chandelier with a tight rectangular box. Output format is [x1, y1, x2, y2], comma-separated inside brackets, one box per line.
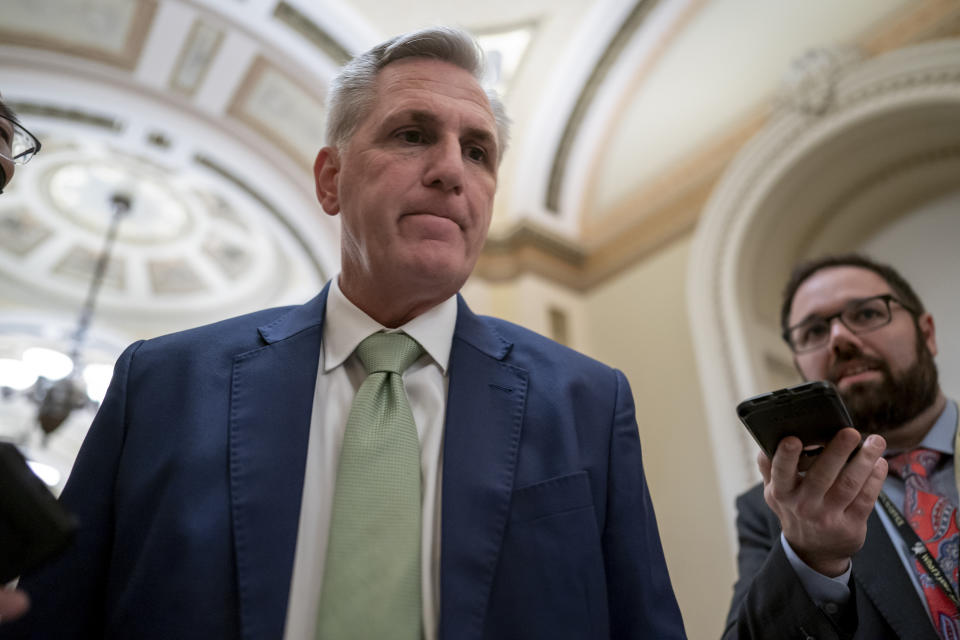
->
[0, 192, 130, 448]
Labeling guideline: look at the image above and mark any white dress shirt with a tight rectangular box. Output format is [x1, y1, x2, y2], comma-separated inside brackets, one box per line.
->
[283, 277, 457, 640]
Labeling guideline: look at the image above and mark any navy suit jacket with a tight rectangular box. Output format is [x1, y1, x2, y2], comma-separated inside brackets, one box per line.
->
[724, 483, 938, 639]
[6, 286, 685, 639]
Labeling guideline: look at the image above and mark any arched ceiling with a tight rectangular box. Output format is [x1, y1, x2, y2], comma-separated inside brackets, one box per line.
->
[1, 0, 956, 332]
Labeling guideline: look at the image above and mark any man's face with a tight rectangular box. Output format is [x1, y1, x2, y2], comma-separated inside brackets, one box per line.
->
[314, 58, 498, 320]
[789, 266, 939, 432]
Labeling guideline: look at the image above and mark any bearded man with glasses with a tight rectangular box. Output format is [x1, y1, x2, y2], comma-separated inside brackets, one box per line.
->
[725, 254, 957, 640]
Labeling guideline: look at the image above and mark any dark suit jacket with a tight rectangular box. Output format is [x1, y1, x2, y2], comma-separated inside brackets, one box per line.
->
[6, 287, 685, 639]
[724, 483, 938, 640]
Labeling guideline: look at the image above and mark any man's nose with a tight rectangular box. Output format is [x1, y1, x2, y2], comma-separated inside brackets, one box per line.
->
[422, 136, 464, 194]
[828, 315, 863, 354]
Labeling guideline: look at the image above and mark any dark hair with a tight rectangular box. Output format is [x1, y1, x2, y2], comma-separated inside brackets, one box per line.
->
[0, 97, 19, 125]
[780, 253, 926, 335]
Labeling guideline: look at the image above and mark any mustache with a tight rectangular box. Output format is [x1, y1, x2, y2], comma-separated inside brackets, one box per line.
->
[826, 348, 889, 384]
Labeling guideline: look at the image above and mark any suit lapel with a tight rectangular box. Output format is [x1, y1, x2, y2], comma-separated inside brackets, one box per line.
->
[854, 510, 939, 639]
[439, 298, 527, 640]
[229, 288, 328, 640]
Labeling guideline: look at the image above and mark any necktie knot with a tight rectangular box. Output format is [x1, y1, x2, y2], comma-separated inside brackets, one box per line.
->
[356, 332, 423, 375]
[887, 447, 941, 481]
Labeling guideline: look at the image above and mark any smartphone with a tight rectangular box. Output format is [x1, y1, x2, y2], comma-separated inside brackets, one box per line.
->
[0, 442, 78, 582]
[737, 381, 856, 471]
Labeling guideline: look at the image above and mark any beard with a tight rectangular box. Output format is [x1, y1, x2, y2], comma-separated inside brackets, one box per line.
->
[826, 326, 939, 434]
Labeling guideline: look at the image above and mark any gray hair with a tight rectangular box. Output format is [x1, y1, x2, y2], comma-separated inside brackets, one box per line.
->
[325, 26, 510, 160]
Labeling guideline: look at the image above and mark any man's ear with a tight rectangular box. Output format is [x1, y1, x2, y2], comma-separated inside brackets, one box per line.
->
[314, 146, 341, 216]
[919, 312, 938, 357]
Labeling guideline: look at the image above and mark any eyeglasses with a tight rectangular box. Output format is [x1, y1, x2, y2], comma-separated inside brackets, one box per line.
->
[784, 294, 916, 354]
[0, 115, 42, 165]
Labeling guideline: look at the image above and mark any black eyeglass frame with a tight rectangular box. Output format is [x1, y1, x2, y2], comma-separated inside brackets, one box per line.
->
[783, 293, 918, 354]
[0, 115, 42, 165]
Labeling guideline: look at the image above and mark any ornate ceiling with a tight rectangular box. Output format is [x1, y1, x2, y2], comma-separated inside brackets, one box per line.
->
[1, 0, 957, 333]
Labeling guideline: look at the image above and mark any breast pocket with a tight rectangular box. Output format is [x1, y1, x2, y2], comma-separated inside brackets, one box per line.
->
[484, 471, 610, 640]
[510, 470, 594, 523]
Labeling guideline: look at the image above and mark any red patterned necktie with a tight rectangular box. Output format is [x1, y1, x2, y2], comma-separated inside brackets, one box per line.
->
[887, 448, 960, 638]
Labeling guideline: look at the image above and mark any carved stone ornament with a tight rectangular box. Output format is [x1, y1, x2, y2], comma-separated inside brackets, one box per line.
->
[775, 46, 863, 116]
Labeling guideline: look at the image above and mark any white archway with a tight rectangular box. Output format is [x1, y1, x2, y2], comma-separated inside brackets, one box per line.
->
[687, 39, 960, 541]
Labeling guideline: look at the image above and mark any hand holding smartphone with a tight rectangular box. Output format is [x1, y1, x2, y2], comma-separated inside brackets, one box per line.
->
[0, 443, 78, 583]
[737, 381, 857, 472]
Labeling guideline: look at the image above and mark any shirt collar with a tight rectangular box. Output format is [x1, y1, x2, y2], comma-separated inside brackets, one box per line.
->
[917, 398, 958, 456]
[322, 275, 458, 375]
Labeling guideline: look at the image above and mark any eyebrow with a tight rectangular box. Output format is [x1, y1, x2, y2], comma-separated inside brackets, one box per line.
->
[791, 294, 890, 327]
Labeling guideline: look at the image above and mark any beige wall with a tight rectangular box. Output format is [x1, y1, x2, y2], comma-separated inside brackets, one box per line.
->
[583, 234, 734, 640]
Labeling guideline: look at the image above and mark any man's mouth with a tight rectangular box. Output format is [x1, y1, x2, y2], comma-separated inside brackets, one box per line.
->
[831, 362, 881, 387]
[403, 211, 463, 230]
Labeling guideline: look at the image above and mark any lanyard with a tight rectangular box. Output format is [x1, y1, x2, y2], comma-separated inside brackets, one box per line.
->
[877, 490, 960, 608]
[954, 413, 960, 499]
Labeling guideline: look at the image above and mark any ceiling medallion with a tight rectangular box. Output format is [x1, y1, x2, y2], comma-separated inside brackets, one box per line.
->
[45, 157, 193, 243]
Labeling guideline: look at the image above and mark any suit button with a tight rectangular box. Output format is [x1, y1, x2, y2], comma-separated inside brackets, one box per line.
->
[823, 602, 839, 615]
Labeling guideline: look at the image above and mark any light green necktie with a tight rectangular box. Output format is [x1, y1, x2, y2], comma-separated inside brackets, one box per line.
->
[316, 331, 424, 640]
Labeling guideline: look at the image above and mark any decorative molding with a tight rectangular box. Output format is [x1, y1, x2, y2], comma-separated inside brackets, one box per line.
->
[273, 1, 352, 65]
[545, 0, 662, 213]
[505, 1, 960, 293]
[476, 222, 586, 289]
[775, 46, 863, 116]
[476, 110, 758, 291]
[9, 103, 122, 132]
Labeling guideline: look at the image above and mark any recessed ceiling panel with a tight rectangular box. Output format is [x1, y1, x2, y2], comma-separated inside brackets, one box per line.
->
[54, 245, 126, 291]
[227, 56, 327, 168]
[0, 207, 53, 257]
[168, 19, 225, 96]
[0, 0, 157, 69]
[148, 258, 206, 294]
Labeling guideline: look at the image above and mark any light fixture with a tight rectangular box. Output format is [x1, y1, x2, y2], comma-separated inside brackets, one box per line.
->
[0, 358, 38, 391]
[0, 191, 131, 441]
[22, 347, 74, 381]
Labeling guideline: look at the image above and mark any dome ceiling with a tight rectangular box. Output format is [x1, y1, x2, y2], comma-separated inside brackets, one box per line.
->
[1, 0, 954, 321]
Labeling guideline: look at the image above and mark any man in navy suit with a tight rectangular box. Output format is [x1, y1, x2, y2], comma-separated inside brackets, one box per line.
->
[6, 27, 685, 639]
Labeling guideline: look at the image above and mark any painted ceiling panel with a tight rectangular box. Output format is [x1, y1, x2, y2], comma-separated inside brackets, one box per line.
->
[0, 0, 155, 68]
[228, 57, 327, 168]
